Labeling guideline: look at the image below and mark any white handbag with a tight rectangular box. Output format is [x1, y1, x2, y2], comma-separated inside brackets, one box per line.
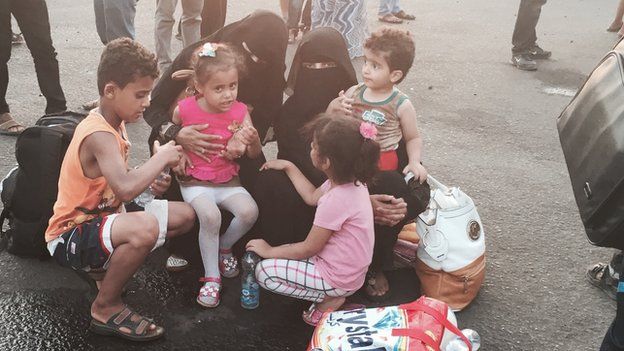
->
[415, 175, 485, 272]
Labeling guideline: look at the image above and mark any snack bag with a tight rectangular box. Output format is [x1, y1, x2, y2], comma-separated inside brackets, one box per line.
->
[308, 296, 471, 351]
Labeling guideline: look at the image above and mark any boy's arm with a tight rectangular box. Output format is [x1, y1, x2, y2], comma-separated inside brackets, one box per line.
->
[326, 85, 357, 116]
[260, 160, 324, 206]
[85, 132, 181, 202]
[246, 225, 333, 260]
[398, 99, 427, 182]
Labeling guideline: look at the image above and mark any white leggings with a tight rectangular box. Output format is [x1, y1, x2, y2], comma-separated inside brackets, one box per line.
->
[180, 184, 259, 278]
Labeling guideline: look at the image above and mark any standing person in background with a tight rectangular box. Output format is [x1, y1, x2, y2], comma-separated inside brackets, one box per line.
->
[280, 0, 289, 20]
[287, 0, 311, 43]
[378, 0, 414, 24]
[155, 0, 204, 73]
[608, 0, 624, 34]
[510, 0, 550, 71]
[312, 0, 367, 59]
[93, 0, 137, 44]
[201, 0, 227, 37]
[0, 0, 67, 136]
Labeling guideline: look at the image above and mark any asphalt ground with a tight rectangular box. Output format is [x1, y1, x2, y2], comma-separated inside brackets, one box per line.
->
[0, 0, 622, 350]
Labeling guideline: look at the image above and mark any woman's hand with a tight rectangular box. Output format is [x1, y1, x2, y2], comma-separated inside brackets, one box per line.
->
[370, 194, 407, 227]
[246, 239, 274, 258]
[260, 159, 294, 172]
[237, 124, 260, 146]
[222, 137, 247, 160]
[175, 124, 224, 162]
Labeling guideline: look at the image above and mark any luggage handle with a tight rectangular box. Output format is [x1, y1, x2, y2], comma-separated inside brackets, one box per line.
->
[391, 328, 440, 351]
[396, 300, 472, 351]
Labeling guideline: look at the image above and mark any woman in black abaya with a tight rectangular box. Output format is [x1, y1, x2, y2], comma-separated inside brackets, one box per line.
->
[255, 27, 430, 301]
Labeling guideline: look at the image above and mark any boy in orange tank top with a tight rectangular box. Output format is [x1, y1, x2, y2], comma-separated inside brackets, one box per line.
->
[45, 38, 195, 342]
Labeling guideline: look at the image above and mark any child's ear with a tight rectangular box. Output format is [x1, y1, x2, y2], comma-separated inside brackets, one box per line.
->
[193, 78, 204, 94]
[390, 69, 404, 84]
[103, 83, 117, 99]
[321, 157, 331, 172]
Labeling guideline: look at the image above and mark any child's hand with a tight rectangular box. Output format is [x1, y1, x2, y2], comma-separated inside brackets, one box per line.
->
[246, 239, 273, 258]
[173, 153, 193, 176]
[149, 172, 171, 196]
[237, 124, 260, 146]
[337, 90, 354, 116]
[260, 159, 294, 171]
[153, 140, 183, 168]
[403, 162, 428, 184]
[222, 137, 246, 160]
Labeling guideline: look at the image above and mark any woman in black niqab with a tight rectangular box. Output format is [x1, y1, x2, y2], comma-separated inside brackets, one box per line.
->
[256, 27, 357, 245]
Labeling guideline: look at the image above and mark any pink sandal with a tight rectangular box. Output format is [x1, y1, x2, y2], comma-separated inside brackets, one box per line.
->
[219, 248, 240, 278]
[302, 304, 326, 326]
[197, 277, 221, 308]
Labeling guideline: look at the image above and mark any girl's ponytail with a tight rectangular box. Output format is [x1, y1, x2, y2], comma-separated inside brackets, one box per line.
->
[354, 123, 380, 185]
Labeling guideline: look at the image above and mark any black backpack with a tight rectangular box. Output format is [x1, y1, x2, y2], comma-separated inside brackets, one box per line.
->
[0, 111, 86, 258]
[557, 38, 624, 250]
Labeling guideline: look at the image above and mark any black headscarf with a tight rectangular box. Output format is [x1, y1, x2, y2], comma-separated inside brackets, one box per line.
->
[144, 10, 288, 141]
[275, 27, 357, 185]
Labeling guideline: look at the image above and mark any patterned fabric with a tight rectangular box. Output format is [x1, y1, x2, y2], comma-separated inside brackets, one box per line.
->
[311, 0, 368, 58]
[256, 258, 352, 303]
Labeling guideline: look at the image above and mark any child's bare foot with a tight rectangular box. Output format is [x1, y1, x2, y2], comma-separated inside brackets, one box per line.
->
[365, 270, 390, 301]
[618, 23, 624, 37]
[608, 21, 623, 32]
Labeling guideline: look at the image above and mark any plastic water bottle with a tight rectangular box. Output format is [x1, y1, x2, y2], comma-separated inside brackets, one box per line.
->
[240, 251, 261, 309]
[134, 168, 170, 208]
[445, 329, 481, 351]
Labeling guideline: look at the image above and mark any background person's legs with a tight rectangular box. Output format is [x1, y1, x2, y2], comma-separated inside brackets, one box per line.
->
[511, 0, 547, 55]
[180, 0, 203, 47]
[200, 0, 227, 38]
[0, 0, 12, 116]
[102, 0, 137, 42]
[154, 0, 177, 73]
[10, 0, 66, 114]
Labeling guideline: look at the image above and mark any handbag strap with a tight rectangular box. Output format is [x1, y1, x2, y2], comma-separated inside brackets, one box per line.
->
[427, 175, 450, 193]
[398, 300, 472, 351]
[391, 327, 440, 351]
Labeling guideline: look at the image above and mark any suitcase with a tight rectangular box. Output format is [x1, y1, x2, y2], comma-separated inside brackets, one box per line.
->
[557, 38, 624, 249]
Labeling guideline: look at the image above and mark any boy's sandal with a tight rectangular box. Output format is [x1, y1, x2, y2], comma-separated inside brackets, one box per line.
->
[197, 277, 221, 308]
[90, 306, 164, 342]
[165, 254, 190, 272]
[393, 10, 415, 20]
[0, 117, 25, 136]
[302, 304, 326, 326]
[378, 14, 403, 24]
[219, 248, 240, 278]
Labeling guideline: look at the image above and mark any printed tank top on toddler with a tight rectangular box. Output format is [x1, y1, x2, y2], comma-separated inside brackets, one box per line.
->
[351, 83, 409, 152]
[178, 96, 247, 183]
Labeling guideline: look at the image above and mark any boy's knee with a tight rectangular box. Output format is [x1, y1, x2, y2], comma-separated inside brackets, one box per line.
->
[129, 213, 159, 248]
[180, 203, 196, 229]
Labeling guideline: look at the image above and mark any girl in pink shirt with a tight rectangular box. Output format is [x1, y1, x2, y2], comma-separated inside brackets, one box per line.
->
[247, 115, 380, 326]
[172, 43, 263, 308]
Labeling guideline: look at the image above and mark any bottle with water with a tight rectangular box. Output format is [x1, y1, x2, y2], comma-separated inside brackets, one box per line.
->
[134, 168, 170, 208]
[445, 329, 481, 351]
[240, 251, 261, 309]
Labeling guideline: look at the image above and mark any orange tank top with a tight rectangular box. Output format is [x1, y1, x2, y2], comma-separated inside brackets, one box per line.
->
[45, 112, 130, 242]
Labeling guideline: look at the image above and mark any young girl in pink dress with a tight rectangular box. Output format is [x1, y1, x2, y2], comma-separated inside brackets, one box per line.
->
[172, 43, 262, 308]
[247, 115, 380, 325]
